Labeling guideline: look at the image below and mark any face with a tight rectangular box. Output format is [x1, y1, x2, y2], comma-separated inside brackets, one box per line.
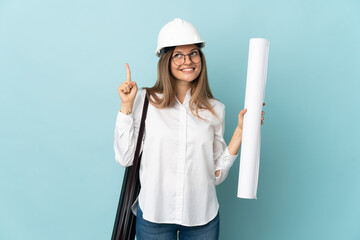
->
[170, 44, 202, 84]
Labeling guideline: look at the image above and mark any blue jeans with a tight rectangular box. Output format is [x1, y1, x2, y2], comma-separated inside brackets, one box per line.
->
[136, 205, 220, 240]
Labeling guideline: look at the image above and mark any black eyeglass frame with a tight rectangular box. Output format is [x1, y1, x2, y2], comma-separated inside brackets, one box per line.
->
[171, 50, 202, 66]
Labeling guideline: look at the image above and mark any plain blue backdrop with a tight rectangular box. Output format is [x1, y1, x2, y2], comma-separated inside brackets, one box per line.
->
[1, 0, 359, 239]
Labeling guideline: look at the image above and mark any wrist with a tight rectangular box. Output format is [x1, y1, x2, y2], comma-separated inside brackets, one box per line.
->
[235, 126, 243, 135]
[120, 109, 132, 115]
[120, 103, 133, 115]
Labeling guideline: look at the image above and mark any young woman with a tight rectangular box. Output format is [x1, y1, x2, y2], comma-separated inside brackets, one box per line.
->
[114, 18, 265, 240]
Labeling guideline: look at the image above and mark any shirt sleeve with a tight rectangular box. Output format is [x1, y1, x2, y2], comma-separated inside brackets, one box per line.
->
[113, 89, 145, 167]
[213, 105, 238, 185]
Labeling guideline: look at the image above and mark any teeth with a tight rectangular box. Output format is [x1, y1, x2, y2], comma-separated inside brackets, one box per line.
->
[181, 68, 194, 72]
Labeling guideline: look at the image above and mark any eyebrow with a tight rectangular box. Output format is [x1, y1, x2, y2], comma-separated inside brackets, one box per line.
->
[173, 48, 199, 54]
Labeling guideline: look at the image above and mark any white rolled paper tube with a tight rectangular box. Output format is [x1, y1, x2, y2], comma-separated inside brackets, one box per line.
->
[237, 38, 269, 199]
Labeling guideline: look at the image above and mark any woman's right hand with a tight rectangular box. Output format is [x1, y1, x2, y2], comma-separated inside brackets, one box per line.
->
[118, 63, 138, 107]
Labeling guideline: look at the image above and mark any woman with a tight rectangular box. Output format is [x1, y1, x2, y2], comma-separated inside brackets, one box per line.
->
[114, 18, 265, 240]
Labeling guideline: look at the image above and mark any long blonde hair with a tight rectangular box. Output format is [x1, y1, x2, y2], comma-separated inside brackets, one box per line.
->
[144, 47, 218, 120]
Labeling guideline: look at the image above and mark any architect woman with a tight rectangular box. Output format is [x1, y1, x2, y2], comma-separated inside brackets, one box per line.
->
[114, 18, 265, 240]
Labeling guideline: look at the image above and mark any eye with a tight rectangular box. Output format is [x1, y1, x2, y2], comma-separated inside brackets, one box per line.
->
[173, 54, 183, 59]
[190, 51, 199, 56]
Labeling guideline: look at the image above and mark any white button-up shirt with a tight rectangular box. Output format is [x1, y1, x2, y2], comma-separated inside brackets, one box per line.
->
[114, 89, 238, 226]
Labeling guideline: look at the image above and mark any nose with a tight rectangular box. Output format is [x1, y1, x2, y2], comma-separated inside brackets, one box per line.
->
[184, 54, 192, 65]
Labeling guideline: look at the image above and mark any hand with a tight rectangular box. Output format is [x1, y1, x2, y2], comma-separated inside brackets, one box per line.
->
[261, 102, 265, 125]
[117, 63, 138, 105]
[237, 109, 247, 131]
[237, 102, 266, 130]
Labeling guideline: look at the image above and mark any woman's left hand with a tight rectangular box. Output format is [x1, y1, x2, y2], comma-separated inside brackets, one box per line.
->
[237, 102, 266, 131]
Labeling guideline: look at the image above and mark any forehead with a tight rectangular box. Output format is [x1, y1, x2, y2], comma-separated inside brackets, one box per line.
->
[173, 44, 199, 53]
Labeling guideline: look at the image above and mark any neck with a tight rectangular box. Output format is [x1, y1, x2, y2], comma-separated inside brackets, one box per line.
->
[175, 81, 191, 104]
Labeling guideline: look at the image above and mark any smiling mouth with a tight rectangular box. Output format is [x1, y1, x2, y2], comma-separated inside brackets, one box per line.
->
[180, 68, 195, 72]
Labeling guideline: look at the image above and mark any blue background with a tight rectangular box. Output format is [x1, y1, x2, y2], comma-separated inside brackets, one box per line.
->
[1, 0, 359, 239]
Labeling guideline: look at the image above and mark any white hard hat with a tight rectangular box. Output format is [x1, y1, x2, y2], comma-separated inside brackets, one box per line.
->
[156, 18, 205, 57]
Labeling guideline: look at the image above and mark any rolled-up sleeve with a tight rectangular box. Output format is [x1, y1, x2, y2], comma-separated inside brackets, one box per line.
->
[213, 105, 238, 185]
[114, 89, 145, 167]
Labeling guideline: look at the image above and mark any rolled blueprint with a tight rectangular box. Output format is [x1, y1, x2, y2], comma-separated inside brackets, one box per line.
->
[237, 38, 269, 199]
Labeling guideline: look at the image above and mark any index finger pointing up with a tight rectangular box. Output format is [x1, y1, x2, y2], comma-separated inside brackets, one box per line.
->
[125, 63, 131, 82]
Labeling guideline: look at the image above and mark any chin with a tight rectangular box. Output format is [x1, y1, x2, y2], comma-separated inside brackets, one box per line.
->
[177, 72, 200, 82]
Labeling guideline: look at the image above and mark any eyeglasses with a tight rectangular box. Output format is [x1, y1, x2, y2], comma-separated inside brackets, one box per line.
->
[172, 50, 201, 66]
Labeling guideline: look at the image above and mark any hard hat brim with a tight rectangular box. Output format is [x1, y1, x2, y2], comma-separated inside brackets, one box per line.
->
[156, 41, 205, 57]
